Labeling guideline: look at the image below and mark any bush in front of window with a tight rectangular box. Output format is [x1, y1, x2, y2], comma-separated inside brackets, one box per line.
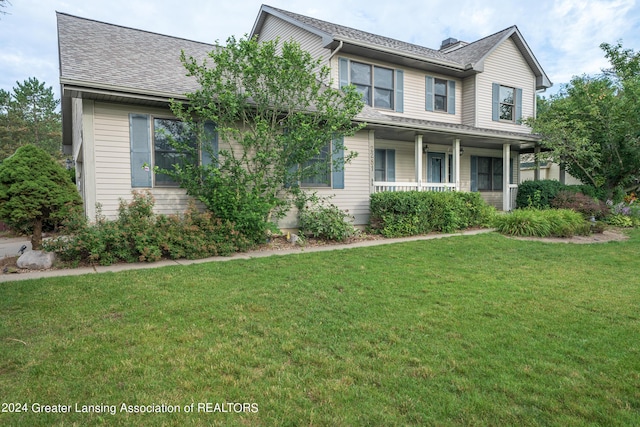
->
[43, 191, 250, 266]
[369, 191, 496, 237]
[297, 195, 357, 242]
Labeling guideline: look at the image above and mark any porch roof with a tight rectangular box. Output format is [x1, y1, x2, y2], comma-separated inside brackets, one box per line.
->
[357, 108, 541, 151]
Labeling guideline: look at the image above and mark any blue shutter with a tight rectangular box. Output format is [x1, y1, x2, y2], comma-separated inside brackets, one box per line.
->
[201, 122, 218, 167]
[448, 80, 456, 115]
[387, 149, 396, 182]
[130, 114, 152, 188]
[515, 88, 523, 123]
[395, 70, 404, 113]
[425, 76, 434, 111]
[492, 83, 500, 121]
[339, 57, 349, 89]
[331, 136, 345, 189]
[470, 155, 478, 192]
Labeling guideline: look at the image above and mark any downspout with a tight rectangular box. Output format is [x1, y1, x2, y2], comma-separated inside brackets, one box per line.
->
[328, 40, 344, 65]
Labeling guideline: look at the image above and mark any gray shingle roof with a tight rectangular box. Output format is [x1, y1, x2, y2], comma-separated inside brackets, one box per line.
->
[57, 12, 214, 97]
[265, 6, 454, 65]
[258, 5, 551, 88]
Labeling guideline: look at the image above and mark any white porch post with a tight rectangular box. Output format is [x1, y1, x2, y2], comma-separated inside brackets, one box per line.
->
[453, 138, 461, 191]
[415, 134, 423, 188]
[368, 129, 375, 193]
[503, 143, 511, 211]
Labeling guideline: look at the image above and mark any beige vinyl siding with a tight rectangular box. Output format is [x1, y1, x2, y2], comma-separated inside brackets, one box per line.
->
[461, 75, 477, 127]
[476, 37, 536, 132]
[375, 139, 416, 182]
[257, 15, 328, 67]
[280, 130, 372, 228]
[91, 102, 192, 220]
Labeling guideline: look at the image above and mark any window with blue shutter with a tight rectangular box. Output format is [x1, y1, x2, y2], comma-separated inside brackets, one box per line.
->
[471, 155, 509, 191]
[331, 136, 345, 189]
[130, 114, 152, 188]
[201, 121, 218, 167]
[395, 69, 404, 113]
[425, 76, 434, 111]
[447, 80, 456, 115]
[426, 76, 455, 114]
[492, 83, 500, 121]
[374, 149, 395, 182]
[493, 84, 522, 123]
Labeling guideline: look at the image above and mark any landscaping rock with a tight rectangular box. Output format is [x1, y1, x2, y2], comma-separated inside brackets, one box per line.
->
[17, 250, 55, 270]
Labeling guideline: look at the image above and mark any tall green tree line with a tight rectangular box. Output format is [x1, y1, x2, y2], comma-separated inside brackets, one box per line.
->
[0, 77, 62, 161]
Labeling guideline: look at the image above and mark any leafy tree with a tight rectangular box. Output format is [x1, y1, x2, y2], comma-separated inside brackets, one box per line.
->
[0, 77, 62, 161]
[527, 43, 640, 198]
[166, 36, 364, 242]
[0, 145, 82, 249]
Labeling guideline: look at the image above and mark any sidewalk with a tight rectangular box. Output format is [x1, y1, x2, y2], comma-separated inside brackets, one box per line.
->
[0, 229, 494, 283]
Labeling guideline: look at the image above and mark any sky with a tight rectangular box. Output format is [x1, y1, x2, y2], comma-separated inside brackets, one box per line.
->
[1, 0, 639, 101]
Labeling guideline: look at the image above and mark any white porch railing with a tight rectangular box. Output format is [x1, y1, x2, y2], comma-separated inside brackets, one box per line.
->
[373, 182, 457, 193]
[509, 184, 518, 211]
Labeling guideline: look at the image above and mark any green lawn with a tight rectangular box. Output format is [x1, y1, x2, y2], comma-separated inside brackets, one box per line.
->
[1, 231, 639, 426]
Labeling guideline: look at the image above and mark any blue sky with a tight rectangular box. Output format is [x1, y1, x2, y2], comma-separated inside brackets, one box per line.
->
[1, 0, 638, 100]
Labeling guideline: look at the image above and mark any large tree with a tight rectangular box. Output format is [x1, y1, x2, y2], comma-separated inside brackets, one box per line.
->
[166, 36, 364, 242]
[0, 145, 81, 249]
[527, 42, 640, 198]
[0, 77, 62, 161]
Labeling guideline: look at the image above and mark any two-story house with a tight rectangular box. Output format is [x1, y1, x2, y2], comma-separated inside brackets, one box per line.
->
[57, 5, 551, 228]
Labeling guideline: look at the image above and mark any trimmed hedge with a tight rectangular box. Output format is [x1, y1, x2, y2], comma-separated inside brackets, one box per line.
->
[517, 180, 606, 209]
[369, 191, 496, 237]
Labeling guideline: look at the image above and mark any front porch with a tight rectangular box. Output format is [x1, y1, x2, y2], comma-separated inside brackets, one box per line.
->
[372, 135, 519, 211]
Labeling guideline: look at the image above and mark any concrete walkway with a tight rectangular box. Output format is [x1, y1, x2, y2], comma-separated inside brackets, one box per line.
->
[0, 229, 494, 283]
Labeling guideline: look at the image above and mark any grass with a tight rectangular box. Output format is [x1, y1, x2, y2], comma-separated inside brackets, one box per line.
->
[1, 230, 639, 426]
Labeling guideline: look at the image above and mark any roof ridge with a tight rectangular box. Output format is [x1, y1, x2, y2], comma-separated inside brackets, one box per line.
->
[265, 5, 445, 57]
[55, 11, 215, 47]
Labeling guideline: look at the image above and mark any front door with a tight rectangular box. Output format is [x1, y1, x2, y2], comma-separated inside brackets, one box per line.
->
[427, 152, 445, 183]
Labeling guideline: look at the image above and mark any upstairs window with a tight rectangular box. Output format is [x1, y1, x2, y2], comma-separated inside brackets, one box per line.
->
[498, 86, 514, 121]
[425, 76, 455, 114]
[339, 58, 404, 112]
[434, 78, 448, 111]
[492, 83, 522, 123]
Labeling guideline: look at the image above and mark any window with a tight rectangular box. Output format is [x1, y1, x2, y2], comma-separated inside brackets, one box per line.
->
[434, 78, 448, 112]
[300, 143, 331, 187]
[153, 118, 197, 186]
[492, 83, 522, 123]
[499, 85, 514, 121]
[340, 58, 400, 110]
[291, 136, 345, 189]
[374, 149, 395, 182]
[477, 157, 503, 191]
[129, 113, 217, 188]
[425, 76, 455, 114]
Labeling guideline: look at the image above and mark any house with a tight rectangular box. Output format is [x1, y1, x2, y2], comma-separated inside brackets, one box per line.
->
[520, 154, 583, 185]
[57, 5, 552, 228]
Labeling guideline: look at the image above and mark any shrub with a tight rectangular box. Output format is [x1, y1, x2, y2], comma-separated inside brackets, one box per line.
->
[494, 208, 590, 237]
[369, 191, 496, 238]
[297, 194, 357, 242]
[550, 191, 608, 219]
[516, 180, 565, 209]
[0, 145, 83, 249]
[44, 191, 250, 265]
